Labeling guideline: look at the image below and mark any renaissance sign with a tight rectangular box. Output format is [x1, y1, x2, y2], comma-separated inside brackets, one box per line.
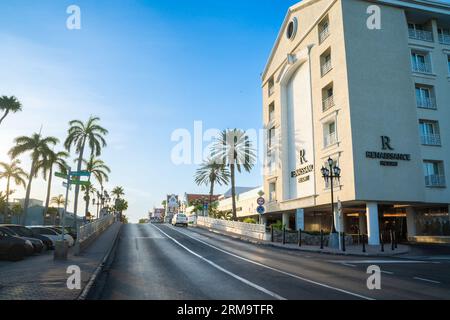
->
[366, 136, 411, 167]
[291, 149, 314, 183]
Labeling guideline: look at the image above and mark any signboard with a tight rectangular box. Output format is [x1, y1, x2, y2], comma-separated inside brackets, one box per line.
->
[257, 197, 265, 206]
[167, 194, 179, 214]
[366, 136, 411, 167]
[55, 172, 68, 179]
[71, 170, 91, 177]
[70, 180, 90, 186]
[256, 206, 265, 215]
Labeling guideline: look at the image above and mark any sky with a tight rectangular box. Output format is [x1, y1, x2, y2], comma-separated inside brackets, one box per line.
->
[0, 0, 299, 222]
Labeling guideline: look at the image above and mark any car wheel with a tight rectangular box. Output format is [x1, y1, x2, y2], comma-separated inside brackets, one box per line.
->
[8, 246, 25, 262]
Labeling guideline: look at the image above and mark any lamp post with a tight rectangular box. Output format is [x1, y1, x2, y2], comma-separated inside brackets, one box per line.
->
[321, 157, 341, 247]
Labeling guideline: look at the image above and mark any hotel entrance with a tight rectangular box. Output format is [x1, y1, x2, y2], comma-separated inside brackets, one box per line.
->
[379, 205, 408, 242]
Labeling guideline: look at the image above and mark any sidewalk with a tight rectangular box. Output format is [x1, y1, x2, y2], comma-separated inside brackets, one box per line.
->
[193, 225, 410, 257]
[0, 222, 122, 300]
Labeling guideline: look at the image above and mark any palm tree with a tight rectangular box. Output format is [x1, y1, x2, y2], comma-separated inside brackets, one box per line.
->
[0, 159, 28, 217]
[194, 158, 230, 215]
[51, 194, 67, 226]
[9, 133, 58, 224]
[0, 96, 22, 126]
[82, 155, 110, 217]
[37, 150, 69, 218]
[211, 129, 256, 221]
[111, 186, 124, 201]
[64, 116, 108, 222]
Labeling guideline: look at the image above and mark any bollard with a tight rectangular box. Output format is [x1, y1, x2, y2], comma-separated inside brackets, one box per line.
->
[380, 232, 384, 252]
[390, 230, 395, 251]
[394, 231, 398, 249]
[298, 229, 302, 247]
[362, 234, 366, 253]
[271, 225, 274, 243]
[282, 226, 286, 245]
[341, 232, 346, 252]
[320, 229, 324, 249]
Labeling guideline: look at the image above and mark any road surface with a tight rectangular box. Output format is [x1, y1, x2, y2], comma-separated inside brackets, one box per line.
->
[99, 223, 450, 300]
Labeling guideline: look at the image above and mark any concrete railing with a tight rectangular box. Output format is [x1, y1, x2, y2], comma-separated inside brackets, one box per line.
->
[74, 214, 117, 255]
[196, 216, 269, 241]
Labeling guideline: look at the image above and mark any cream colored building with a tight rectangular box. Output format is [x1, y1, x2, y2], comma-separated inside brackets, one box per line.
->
[262, 0, 450, 244]
[217, 187, 264, 220]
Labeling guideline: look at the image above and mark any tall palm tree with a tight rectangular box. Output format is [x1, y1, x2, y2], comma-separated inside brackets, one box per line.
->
[194, 158, 230, 215]
[0, 159, 28, 217]
[64, 116, 108, 222]
[211, 129, 256, 221]
[37, 150, 69, 218]
[111, 186, 124, 201]
[0, 96, 22, 126]
[51, 194, 67, 226]
[9, 133, 58, 224]
[81, 155, 110, 217]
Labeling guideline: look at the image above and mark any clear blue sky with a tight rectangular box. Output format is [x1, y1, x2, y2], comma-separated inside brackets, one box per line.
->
[0, 0, 298, 222]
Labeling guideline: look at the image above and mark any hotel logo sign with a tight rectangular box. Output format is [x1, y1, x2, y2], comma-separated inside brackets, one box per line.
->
[366, 136, 411, 167]
[291, 149, 314, 183]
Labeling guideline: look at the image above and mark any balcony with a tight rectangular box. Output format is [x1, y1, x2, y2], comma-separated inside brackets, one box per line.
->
[269, 191, 277, 202]
[322, 95, 334, 111]
[408, 28, 433, 42]
[425, 174, 446, 187]
[416, 96, 436, 109]
[421, 133, 441, 146]
[321, 60, 332, 77]
[319, 27, 330, 43]
[438, 33, 450, 45]
[324, 132, 337, 148]
[412, 61, 432, 74]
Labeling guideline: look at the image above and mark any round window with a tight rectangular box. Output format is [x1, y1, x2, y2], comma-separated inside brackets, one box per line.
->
[286, 17, 298, 40]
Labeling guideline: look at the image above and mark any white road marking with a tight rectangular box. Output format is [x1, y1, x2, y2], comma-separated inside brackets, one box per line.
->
[329, 260, 428, 264]
[150, 224, 286, 300]
[165, 225, 374, 300]
[341, 263, 357, 268]
[380, 270, 394, 275]
[413, 277, 441, 284]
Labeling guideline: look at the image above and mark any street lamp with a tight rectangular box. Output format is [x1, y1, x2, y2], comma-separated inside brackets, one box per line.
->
[321, 157, 341, 235]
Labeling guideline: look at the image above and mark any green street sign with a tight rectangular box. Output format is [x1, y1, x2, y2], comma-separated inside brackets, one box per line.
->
[70, 180, 91, 186]
[55, 172, 68, 179]
[71, 170, 91, 177]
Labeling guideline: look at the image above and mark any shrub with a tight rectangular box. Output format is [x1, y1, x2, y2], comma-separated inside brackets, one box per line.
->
[243, 217, 257, 224]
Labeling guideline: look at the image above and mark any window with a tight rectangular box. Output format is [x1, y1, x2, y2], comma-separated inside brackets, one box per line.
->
[322, 84, 334, 111]
[438, 27, 450, 44]
[408, 23, 433, 42]
[447, 55, 450, 74]
[423, 161, 446, 187]
[323, 120, 337, 148]
[268, 102, 275, 122]
[320, 50, 332, 76]
[415, 85, 436, 109]
[411, 51, 432, 73]
[269, 182, 277, 202]
[268, 77, 274, 96]
[419, 120, 441, 146]
[319, 17, 330, 43]
[268, 127, 276, 149]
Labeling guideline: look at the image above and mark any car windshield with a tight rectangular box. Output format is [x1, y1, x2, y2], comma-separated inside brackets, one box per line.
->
[0, 227, 16, 236]
[8, 226, 33, 237]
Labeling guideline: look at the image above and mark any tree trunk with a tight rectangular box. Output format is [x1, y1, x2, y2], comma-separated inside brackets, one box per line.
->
[43, 166, 53, 218]
[22, 160, 35, 225]
[0, 110, 9, 125]
[85, 176, 91, 218]
[209, 178, 215, 217]
[5, 177, 11, 216]
[73, 140, 85, 228]
[230, 164, 237, 221]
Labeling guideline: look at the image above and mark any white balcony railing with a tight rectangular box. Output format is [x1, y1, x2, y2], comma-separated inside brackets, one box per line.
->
[319, 27, 330, 43]
[409, 28, 433, 42]
[412, 60, 432, 73]
[421, 133, 441, 146]
[321, 60, 332, 76]
[322, 95, 334, 111]
[425, 174, 446, 187]
[324, 133, 337, 147]
[438, 33, 450, 45]
[416, 96, 436, 109]
[269, 191, 277, 202]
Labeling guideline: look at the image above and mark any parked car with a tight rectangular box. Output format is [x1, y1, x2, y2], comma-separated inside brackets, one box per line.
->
[1, 224, 54, 250]
[171, 214, 188, 227]
[47, 226, 77, 240]
[0, 226, 44, 254]
[28, 226, 74, 247]
[0, 229, 33, 261]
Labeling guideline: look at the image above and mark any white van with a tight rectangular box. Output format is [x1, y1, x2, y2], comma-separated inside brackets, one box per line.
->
[171, 214, 188, 227]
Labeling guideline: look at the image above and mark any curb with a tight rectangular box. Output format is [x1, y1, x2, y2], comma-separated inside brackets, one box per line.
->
[193, 225, 410, 257]
[76, 222, 122, 300]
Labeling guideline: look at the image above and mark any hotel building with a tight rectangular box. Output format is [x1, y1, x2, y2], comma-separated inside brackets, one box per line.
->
[262, 0, 450, 244]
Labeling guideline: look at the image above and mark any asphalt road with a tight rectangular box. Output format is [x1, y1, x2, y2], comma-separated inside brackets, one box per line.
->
[99, 223, 450, 300]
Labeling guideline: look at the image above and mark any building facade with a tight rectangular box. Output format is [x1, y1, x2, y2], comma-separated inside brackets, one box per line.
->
[217, 187, 264, 220]
[262, 0, 450, 244]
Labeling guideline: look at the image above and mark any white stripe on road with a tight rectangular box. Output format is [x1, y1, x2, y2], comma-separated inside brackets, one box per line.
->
[413, 277, 441, 284]
[341, 263, 357, 268]
[329, 260, 428, 264]
[164, 225, 374, 300]
[380, 270, 394, 275]
[150, 224, 287, 300]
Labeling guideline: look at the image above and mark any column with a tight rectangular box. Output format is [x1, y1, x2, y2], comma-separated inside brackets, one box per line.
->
[406, 207, 417, 241]
[366, 202, 380, 245]
[282, 212, 290, 230]
[295, 208, 305, 231]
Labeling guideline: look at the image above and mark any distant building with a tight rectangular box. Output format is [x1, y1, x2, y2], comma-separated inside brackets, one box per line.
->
[217, 187, 263, 220]
[181, 193, 220, 215]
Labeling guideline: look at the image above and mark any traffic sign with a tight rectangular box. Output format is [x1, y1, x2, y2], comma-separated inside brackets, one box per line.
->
[70, 180, 90, 186]
[55, 172, 68, 179]
[71, 170, 91, 177]
[256, 206, 265, 215]
[257, 197, 265, 206]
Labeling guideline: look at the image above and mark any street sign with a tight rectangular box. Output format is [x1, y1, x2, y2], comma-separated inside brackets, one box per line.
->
[257, 197, 265, 206]
[55, 172, 68, 179]
[256, 206, 265, 215]
[71, 170, 91, 177]
[62, 182, 72, 190]
[70, 180, 90, 186]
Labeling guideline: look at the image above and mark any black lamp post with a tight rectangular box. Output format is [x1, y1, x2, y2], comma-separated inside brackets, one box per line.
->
[321, 157, 341, 234]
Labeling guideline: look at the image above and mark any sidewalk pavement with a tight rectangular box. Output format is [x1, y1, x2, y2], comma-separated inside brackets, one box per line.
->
[193, 225, 410, 257]
[0, 222, 122, 300]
